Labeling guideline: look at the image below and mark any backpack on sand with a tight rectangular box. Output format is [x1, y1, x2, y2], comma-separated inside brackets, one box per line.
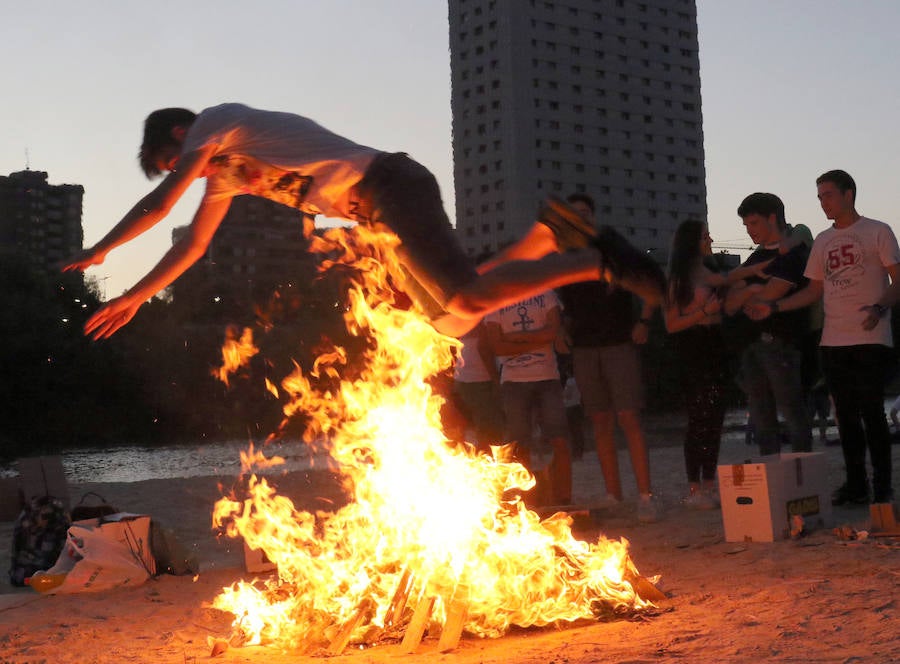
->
[8, 495, 71, 586]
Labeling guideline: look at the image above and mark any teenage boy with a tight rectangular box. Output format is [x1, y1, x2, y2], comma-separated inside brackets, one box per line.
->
[64, 103, 663, 340]
[725, 192, 812, 456]
[748, 171, 900, 505]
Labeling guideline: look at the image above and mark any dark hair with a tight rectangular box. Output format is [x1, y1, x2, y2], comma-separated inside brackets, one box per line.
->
[566, 192, 595, 214]
[139, 108, 197, 178]
[816, 169, 856, 204]
[736, 192, 786, 230]
[667, 219, 706, 309]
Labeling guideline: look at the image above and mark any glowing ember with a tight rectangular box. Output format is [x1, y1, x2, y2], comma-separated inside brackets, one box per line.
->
[210, 226, 658, 653]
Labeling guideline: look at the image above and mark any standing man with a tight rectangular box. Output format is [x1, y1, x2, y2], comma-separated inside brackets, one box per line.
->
[484, 290, 572, 506]
[749, 171, 900, 505]
[724, 193, 812, 456]
[558, 193, 659, 523]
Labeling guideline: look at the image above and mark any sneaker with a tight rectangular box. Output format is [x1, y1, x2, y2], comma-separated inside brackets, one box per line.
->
[637, 494, 662, 523]
[538, 196, 596, 251]
[683, 491, 718, 511]
[831, 483, 870, 506]
[593, 493, 624, 510]
[590, 227, 666, 307]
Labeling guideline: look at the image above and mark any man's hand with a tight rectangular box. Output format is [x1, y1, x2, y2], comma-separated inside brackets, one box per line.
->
[62, 247, 106, 272]
[859, 304, 887, 331]
[84, 294, 144, 339]
[631, 320, 650, 345]
[745, 300, 774, 321]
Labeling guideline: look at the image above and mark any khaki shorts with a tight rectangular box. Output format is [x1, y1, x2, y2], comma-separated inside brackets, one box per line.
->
[573, 343, 643, 412]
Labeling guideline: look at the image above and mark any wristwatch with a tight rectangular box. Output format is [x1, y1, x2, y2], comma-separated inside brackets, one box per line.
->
[769, 300, 779, 313]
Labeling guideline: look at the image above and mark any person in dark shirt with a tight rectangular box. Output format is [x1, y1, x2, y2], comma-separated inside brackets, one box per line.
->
[558, 194, 660, 523]
[724, 192, 812, 455]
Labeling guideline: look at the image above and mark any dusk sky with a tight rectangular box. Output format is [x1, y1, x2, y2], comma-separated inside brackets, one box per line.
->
[2, 1, 898, 299]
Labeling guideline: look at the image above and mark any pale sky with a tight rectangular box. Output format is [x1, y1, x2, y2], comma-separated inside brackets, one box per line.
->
[2, 0, 898, 298]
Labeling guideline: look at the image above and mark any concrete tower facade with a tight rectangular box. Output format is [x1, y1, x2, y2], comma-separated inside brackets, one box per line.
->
[449, 0, 706, 262]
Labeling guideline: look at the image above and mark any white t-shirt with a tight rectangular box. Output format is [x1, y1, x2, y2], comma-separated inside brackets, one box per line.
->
[484, 291, 561, 383]
[453, 327, 493, 383]
[804, 216, 900, 347]
[182, 103, 381, 218]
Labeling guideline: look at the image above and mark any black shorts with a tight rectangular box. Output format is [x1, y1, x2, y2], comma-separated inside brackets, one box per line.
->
[351, 152, 477, 319]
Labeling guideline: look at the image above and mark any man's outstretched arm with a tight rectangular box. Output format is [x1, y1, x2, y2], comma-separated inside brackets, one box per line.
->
[63, 145, 218, 272]
[83, 192, 233, 339]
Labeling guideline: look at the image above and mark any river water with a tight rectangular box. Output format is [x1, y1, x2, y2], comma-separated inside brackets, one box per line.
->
[2, 438, 325, 484]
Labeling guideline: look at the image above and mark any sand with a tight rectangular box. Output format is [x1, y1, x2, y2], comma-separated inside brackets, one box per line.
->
[1, 420, 899, 664]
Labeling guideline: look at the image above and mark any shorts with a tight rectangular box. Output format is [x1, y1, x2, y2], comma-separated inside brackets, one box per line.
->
[573, 343, 643, 412]
[351, 152, 477, 319]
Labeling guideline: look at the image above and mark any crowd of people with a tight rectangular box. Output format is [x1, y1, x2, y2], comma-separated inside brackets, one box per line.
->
[449, 170, 900, 521]
[63, 105, 898, 524]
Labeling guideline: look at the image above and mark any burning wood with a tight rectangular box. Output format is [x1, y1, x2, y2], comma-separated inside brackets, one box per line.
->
[208, 227, 662, 654]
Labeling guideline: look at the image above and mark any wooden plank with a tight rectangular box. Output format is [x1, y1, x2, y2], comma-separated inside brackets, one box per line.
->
[385, 567, 414, 628]
[438, 586, 469, 653]
[327, 597, 375, 656]
[400, 592, 435, 654]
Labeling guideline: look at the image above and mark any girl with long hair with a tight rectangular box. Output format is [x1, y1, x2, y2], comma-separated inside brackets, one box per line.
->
[665, 220, 730, 509]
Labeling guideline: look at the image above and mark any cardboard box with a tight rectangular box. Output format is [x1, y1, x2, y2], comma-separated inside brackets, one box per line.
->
[718, 452, 832, 542]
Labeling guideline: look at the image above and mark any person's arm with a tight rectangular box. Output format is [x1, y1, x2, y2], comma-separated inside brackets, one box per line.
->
[474, 322, 501, 383]
[631, 298, 656, 344]
[664, 292, 721, 333]
[63, 145, 218, 272]
[724, 280, 762, 316]
[859, 263, 900, 331]
[83, 192, 233, 339]
[745, 280, 824, 321]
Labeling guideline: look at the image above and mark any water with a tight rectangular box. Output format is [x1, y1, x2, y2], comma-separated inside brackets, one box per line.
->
[2, 438, 326, 484]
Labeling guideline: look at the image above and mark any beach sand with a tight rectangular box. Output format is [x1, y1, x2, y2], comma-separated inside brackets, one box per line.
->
[1, 419, 899, 663]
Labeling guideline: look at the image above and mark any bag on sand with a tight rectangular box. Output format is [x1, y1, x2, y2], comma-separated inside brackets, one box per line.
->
[8, 495, 71, 586]
[44, 513, 157, 594]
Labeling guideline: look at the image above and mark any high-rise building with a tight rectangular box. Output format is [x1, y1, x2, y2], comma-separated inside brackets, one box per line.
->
[0, 170, 84, 273]
[449, 0, 706, 261]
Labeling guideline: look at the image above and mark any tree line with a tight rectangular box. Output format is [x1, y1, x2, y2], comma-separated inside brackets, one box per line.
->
[0, 249, 754, 462]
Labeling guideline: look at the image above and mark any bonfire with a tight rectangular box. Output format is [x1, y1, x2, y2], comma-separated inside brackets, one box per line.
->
[209, 225, 662, 655]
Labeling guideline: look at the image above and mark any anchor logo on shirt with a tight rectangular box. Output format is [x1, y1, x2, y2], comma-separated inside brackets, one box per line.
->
[512, 306, 535, 331]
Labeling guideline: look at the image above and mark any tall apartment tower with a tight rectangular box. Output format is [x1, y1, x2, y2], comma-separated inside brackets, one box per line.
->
[449, 0, 706, 261]
[0, 170, 84, 273]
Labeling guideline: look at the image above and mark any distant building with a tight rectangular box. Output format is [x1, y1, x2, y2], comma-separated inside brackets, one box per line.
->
[0, 170, 84, 275]
[170, 195, 314, 312]
[449, 0, 706, 263]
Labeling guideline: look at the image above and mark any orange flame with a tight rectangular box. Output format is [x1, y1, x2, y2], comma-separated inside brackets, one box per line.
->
[212, 325, 258, 386]
[211, 226, 657, 651]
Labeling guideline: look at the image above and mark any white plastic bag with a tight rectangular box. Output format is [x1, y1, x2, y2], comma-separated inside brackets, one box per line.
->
[46, 514, 155, 594]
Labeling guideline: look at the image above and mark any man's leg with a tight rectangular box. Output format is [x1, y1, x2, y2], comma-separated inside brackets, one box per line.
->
[821, 346, 869, 502]
[763, 341, 812, 453]
[617, 410, 651, 496]
[574, 346, 623, 500]
[853, 345, 893, 502]
[590, 411, 622, 500]
[739, 343, 780, 455]
[535, 379, 572, 505]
